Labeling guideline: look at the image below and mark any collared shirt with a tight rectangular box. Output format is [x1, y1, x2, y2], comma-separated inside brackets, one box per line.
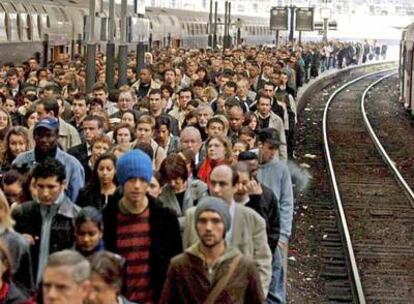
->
[225, 201, 236, 243]
[11, 86, 19, 97]
[86, 142, 91, 157]
[37, 191, 65, 283]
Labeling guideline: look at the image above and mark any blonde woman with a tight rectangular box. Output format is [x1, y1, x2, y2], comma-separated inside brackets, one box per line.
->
[0, 190, 34, 293]
[0, 126, 32, 173]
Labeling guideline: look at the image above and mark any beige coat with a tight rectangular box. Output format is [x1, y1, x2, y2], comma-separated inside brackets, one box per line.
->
[255, 111, 288, 160]
[131, 79, 161, 96]
[183, 203, 272, 295]
[150, 139, 166, 171]
[58, 118, 81, 151]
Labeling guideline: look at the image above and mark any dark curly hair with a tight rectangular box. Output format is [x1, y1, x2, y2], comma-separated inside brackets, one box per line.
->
[32, 157, 66, 183]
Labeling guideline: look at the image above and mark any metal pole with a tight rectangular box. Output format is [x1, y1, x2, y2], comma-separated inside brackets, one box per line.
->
[118, 0, 128, 87]
[289, 6, 295, 42]
[237, 18, 241, 47]
[106, 0, 115, 90]
[223, 1, 228, 50]
[275, 30, 279, 47]
[323, 18, 328, 41]
[136, 42, 145, 75]
[299, 30, 302, 44]
[213, 1, 218, 49]
[227, 2, 232, 48]
[208, 0, 213, 47]
[86, 0, 97, 93]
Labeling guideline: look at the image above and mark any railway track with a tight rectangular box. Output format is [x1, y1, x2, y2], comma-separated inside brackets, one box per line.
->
[323, 69, 414, 303]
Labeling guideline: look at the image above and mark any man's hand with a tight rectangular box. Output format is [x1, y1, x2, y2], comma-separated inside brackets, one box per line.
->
[277, 239, 288, 249]
[246, 180, 263, 195]
[22, 234, 38, 245]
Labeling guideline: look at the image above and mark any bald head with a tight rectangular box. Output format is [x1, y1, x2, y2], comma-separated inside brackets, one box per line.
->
[209, 164, 235, 204]
[180, 126, 202, 154]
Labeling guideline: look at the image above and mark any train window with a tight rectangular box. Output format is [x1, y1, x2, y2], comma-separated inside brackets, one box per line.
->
[29, 13, 40, 40]
[17, 13, 29, 41]
[51, 7, 64, 24]
[38, 14, 48, 37]
[6, 13, 19, 41]
[168, 16, 175, 26]
[0, 12, 6, 41]
[59, 8, 69, 22]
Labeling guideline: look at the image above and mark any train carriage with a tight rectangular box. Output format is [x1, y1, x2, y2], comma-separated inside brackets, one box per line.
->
[0, 0, 274, 65]
[400, 22, 414, 113]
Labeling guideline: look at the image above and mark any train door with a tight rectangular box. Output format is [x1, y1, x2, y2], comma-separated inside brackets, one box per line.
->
[50, 45, 68, 62]
[404, 44, 412, 109]
[400, 45, 406, 103]
[411, 47, 414, 115]
[172, 39, 180, 48]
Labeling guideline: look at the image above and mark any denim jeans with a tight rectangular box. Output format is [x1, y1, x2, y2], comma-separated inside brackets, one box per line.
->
[267, 245, 288, 304]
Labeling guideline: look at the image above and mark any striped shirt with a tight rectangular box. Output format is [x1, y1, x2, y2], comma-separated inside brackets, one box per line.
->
[117, 207, 152, 303]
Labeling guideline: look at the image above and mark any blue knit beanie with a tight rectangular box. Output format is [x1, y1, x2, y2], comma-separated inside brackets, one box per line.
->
[116, 149, 153, 185]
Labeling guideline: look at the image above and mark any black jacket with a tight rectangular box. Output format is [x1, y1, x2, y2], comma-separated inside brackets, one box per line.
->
[12, 196, 79, 277]
[76, 186, 122, 211]
[67, 142, 88, 163]
[102, 195, 183, 303]
[246, 184, 280, 250]
[67, 143, 91, 182]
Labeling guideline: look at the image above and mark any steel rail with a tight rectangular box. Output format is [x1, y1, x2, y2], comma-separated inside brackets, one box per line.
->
[322, 68, 395, 304]
[360, 71, 414, 205]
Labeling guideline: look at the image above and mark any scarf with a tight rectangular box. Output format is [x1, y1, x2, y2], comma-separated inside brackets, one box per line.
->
[0, 282, 10, 302]
[197, 158, 226, 186]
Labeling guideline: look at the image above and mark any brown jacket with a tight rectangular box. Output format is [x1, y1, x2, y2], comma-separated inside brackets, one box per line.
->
[159, 243, 265, 304]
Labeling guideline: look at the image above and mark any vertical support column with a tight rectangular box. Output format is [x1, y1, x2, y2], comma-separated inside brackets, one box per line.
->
[236, 18, 241, 47]
[118, 0, 128, 87]
[323, 18, 328, 41]
[289, 6, 295, 42]
[275, 30, 279, 48]
[136, 42, 145, 75]
[106, 0, 115, 90]
[227, 2, 232, 49]
[213, 1, 218, 49]
[223, 1, 228, 50]
[86, 0, 97, 93]
[208, 0, 213, 48]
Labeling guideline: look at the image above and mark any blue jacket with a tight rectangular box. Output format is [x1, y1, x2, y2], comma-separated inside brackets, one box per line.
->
[12, 148, 85, 202]
[257, 159, 293, 244]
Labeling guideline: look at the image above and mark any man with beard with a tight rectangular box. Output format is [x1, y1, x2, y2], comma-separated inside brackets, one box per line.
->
[183, 165, 272, 295]
[160, 196, 265, 303]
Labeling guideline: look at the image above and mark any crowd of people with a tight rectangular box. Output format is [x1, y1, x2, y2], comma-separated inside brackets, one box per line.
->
[0, 39, 368, 304]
